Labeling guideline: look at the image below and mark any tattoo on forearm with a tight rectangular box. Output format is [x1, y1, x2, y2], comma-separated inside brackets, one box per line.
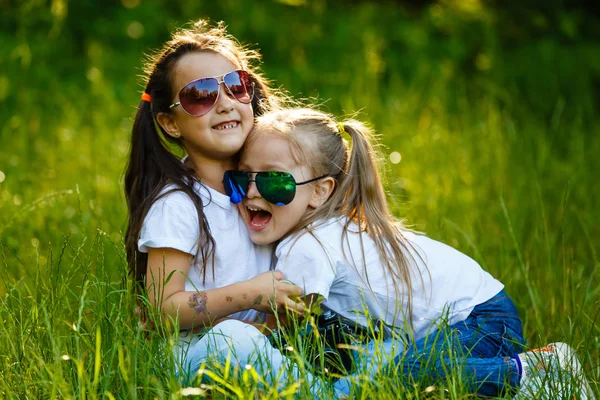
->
[253, 295, 263, 306]
[242, 293, 248, 300]
[188, 292, 208, 315]
[226, 296, 233, 303]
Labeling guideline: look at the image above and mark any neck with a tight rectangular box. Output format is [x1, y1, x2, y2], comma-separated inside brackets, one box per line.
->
[185, 154, 236, 195]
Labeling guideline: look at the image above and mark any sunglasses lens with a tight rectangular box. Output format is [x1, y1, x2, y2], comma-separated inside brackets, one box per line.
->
[225, 170, 250, 199]
[256, 172, 296, 206]
[224, 70, 253, 104]
[179, 78, 219, 116]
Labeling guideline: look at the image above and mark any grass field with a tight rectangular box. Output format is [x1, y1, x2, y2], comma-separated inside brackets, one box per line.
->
[1, 0, 599, 398]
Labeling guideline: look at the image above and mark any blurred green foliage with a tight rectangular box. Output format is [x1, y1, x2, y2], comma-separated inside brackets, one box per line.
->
[1, 0, 599, 296]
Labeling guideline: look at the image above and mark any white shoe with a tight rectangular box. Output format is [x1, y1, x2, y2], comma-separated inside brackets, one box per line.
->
[514, 342, 596, 400]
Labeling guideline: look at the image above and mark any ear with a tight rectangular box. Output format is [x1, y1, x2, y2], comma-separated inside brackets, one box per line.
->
[156, 112, 180, 139]
[309, 177, 335, 208]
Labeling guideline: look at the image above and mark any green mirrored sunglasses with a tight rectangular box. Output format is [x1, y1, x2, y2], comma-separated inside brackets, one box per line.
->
[224, 170, 328, 206]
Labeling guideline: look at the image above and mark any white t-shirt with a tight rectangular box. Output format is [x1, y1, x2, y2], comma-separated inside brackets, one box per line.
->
[138, 182, 272, 322]
[275, 218, 504, 341]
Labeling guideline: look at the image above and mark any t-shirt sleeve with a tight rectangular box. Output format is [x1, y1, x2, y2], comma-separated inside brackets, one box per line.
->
[138, 191, 199, 254]
[275, 234, 337, 299]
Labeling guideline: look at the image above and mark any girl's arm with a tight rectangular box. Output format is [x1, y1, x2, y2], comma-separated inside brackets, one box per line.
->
[146, 247, 304, 330]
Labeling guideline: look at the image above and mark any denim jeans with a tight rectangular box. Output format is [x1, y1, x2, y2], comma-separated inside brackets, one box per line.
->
[391, 289, 526, 397]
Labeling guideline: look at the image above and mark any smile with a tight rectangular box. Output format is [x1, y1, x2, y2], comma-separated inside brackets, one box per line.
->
[213, 121, 239, 130]
[246, 206, 272, 231]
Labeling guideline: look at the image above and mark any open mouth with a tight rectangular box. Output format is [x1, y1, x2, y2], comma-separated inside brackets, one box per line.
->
[213, 121, 239, 130]
[246, 206, 272, 231]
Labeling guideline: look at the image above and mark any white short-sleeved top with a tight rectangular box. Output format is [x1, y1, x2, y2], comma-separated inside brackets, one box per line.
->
[275, 218, 503, 341]
[138, 182, 272, 322]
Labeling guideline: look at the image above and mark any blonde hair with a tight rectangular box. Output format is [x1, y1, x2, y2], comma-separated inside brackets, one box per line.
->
[249, 108, 421, 321]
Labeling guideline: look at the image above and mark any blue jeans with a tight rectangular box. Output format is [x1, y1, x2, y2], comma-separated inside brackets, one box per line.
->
[391, 289, 526, 397]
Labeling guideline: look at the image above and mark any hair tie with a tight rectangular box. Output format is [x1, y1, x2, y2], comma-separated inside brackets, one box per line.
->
[338, 122, 351, 142]
[141, 93, 152, 102]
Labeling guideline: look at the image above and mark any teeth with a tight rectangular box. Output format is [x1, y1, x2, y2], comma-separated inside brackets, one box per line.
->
[215, 122, 238, 130]
[247, 207, 261, 212]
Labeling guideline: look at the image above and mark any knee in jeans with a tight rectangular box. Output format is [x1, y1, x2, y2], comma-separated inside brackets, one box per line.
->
[213, 319, 249, 336]
[209, 320, 265, 362]
[496, 324, 526, 356]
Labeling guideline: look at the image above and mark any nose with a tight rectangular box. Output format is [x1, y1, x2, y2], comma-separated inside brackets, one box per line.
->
[215, 81, 235, 114]
[245, 179, 261, 199]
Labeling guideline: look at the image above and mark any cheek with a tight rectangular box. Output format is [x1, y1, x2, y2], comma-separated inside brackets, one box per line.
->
[280, 200, 309, 224]
[241, 110, 254, 135]
[297, 187, 316, 206]
[184, 116, 207, 131]
[244, 104, 254, 119]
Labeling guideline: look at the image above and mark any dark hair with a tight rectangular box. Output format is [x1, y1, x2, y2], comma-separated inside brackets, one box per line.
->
[124, 20, 283, 288]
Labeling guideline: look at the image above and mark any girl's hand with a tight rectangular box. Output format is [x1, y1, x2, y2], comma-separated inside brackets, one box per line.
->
[243, 271, 304, 315]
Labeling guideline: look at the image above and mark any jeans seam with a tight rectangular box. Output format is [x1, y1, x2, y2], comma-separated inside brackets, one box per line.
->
[505, 356, 519, 388]
[473, 313, 520, 319]
[482, 294, 509, 305]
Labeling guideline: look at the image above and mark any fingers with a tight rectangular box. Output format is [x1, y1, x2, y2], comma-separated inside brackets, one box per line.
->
[276, 279, 303, 295]
[284, 283, 303, 303]
[285, 298, 305, 314]
[267, 296, 304, 315]
[290, 284, 303, 297]
[271, 270, 284, 280]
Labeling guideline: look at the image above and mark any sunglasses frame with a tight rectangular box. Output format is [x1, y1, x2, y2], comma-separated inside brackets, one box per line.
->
[169, 69, 255, 116]
[224, 170, 329, 206]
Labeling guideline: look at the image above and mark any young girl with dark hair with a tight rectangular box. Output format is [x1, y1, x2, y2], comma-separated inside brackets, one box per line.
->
[225, 107, 595, 399]
[123, 20, 327, 390]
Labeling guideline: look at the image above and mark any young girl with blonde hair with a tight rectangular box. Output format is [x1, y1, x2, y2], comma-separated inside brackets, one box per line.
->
[225, 107, 594, 398]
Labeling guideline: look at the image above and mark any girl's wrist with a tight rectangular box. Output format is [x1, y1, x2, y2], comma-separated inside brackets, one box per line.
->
[235, 280, 255, 311]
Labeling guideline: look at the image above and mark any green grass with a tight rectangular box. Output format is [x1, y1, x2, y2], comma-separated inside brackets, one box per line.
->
[1, 0, 599, 398]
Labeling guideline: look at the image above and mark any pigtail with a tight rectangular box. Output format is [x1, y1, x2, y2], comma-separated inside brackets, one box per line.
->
[124, 100, 153, 286]
[125, 101, 168, 215]
[336, 121, 389, 229]
[337, 120, 418, 323]
[125, 98, 190, 286]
